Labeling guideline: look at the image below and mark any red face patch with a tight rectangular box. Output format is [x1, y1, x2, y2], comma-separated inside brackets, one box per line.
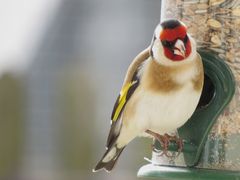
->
[163, 47, 184, 61]
[162, 39, 191, 61]
[159, 25, 192, 61]
[160, 26, 187, 41]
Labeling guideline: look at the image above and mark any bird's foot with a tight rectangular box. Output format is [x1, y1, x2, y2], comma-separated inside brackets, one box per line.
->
[158, 134, 172, 157]
[163, 134, 183, 157]
[146, 130, 183, 158]
[146, 130, 171, 157]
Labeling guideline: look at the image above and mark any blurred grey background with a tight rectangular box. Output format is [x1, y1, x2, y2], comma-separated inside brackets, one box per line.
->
[0, 0, 160, 179]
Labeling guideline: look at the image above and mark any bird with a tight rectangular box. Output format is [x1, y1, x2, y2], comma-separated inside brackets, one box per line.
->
[93, 19, 204, 173]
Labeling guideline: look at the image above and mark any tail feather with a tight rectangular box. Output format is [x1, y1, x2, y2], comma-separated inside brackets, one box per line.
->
[93, 145, 125, 173]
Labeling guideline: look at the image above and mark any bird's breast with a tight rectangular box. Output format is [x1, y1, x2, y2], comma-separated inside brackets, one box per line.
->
[122, 56, 203, 135]
[140, 58, 203, 94]
[131, 82, 201, 135]
[141, 60, 182, 93]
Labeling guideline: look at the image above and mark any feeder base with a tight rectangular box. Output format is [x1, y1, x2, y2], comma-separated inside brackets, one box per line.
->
[137, 164, 240, 180]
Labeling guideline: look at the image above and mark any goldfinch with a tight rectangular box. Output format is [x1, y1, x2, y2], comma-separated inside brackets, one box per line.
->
[93, 19, 204, 173]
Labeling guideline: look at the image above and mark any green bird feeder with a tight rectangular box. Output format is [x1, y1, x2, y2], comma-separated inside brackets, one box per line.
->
[138, 0, 240, 179]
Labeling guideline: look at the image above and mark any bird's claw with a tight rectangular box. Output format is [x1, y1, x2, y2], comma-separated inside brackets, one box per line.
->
[152, 133, 183, 158]
[146, 130, 183, 158]
[164, 134, 183, 157]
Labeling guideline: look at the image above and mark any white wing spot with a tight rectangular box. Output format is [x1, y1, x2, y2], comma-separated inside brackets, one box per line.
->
[102, 147, 116, 163]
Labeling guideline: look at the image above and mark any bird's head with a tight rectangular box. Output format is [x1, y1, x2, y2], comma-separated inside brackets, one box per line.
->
[151, 19, 196, 65]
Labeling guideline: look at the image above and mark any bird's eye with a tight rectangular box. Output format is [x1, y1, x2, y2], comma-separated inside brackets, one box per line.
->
[162, 40, 167, 46]
[161, 40, 174, 48]
[183, 35, 188, 44]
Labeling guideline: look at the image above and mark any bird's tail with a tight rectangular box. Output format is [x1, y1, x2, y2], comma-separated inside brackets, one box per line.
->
[93, 144, 125, 173]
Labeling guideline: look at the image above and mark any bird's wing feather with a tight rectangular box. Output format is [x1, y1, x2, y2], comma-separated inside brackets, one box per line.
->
[111, 76, 139, 121]
[106, 48, 150, 148]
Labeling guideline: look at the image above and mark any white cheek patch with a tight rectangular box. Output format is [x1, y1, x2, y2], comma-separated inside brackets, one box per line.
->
[154, 24, 162, 38]
[152, 39, 164, 63]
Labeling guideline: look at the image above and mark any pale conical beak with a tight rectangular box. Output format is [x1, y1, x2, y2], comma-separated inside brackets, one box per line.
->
[173, 39, 186, 58]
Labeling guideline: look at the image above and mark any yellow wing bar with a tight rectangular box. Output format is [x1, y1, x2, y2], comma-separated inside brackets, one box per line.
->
[112, 81, 137, 121]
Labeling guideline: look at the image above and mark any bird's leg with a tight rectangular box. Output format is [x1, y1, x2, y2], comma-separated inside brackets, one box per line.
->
[145, 130, 171, 157]
[146, 130, 184, 157]
[145, 130, 161, 153]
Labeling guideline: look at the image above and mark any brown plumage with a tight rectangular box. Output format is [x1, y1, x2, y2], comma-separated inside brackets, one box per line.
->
[141, 54, 203, 93]
[122, 47, 150, 87]
[192, 54, 204, 91]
